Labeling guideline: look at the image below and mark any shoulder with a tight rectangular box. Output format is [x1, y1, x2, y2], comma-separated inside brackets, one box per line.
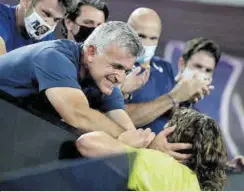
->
[151, 56, 173, 69]
[0, 3, 13, 19]
[32, 42, 78, 72]
[151, 56, 175, 80]
[0, 3, 14, 31]
[33, 40, 79, 58]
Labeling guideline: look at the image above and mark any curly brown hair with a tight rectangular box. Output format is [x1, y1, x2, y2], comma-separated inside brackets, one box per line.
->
[166, 108, 227, 191]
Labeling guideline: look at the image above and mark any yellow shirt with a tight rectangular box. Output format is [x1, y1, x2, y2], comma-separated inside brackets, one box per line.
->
[126, 146, 200, 191]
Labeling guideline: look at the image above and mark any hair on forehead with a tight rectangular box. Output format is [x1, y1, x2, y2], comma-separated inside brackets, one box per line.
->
[61, 0, 109, 38]
[83, 21, 144, 58]
[182, 37, 221, 66]
[166, 107, 227, 191]
[32, 0, 77, 11]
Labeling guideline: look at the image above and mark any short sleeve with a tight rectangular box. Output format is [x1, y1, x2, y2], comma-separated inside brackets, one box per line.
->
[33, 48, 81, 92]
[100, 87, 125, 112]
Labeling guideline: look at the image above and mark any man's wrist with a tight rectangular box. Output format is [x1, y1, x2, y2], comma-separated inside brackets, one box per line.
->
[167, 92, 179, 108]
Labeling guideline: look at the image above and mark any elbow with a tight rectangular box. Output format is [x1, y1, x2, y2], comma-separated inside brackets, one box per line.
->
[76, 132, 107, 157]
[75, 134, 94, 157]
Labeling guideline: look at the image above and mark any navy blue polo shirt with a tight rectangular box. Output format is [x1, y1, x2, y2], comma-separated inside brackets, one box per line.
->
[0, 3, 54, 53]
[126, 56, 176, 134]
[0, 39, 124, 113]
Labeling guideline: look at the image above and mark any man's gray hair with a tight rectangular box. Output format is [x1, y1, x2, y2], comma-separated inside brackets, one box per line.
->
[84, 21, 144, 57]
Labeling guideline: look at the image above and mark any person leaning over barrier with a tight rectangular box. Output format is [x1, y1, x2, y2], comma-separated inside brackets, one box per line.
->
[0, 21, 151, 147]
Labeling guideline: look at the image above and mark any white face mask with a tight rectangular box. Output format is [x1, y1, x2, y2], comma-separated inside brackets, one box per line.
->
[182, 68, 211, 81]
[24, 7, 56, 40]
[136, 45, 157, 64]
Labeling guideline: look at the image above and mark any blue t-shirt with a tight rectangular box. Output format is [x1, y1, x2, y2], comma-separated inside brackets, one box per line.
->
[0, 3, 54, 53]
[0, 39, 124, 113]
[126, 56, 176, 134]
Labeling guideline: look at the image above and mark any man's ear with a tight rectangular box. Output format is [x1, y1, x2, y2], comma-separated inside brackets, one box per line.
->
[178, 57, 186, 73]
[86, 45, 97, 62]
[175, 57, 186, 82]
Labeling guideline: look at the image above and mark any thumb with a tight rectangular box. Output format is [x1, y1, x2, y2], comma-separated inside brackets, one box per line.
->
[160, 125, 176, 137]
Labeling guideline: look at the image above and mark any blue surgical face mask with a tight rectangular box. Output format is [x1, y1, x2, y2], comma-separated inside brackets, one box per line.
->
[136, 45, 157, 64]
[24, 6, 56, 40]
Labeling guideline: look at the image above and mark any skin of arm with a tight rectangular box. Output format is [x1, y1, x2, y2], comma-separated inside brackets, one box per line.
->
[125, 94, 174, 127]
[106, 109, 136, 131]
[45, 87, 128, 138]
[76, 131, 126, 158]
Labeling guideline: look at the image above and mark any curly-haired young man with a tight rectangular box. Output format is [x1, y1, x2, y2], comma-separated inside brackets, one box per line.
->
[76, 108, 227, 191]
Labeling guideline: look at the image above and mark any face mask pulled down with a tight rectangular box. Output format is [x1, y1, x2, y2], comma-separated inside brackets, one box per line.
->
[136, 45, 157, 64]
[24, 7, 55, 40]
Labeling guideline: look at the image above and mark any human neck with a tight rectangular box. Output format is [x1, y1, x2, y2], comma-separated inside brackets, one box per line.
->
[67, 32, 76, 41]
[15, 4, 26, 32]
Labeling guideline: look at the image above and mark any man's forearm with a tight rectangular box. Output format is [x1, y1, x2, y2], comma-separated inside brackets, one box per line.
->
[125, 94, 174, 127]
[70, 107, 126, 138]
[76, 131, 126, 158]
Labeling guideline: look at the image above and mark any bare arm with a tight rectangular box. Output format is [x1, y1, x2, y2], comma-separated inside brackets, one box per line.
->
[45, 87, 126, 138]
[106, 109, 136, 131]
[76, 131, 126, 158]
[0, 37, 7, 56]
[125, 94, 174, 127]
[126, 76, 212, 127]
[76, 129, 155, 157]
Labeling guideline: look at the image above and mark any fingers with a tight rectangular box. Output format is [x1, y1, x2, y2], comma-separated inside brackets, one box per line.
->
[144, 128, 156, 147]
[132, 66, 142, 75]
[143, 69, 150, 83]
[136, 128, 156, 148]
[169, 151, 191, 161]
[193, 84, 215, 102]
[168, 142, 192, 151]
[159, 125, 176, 137]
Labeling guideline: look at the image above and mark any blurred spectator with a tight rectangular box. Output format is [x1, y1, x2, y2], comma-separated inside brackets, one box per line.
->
[124, 8, 213, 134]
[0, 21, 144, 139]
[76, 108, 227, 191]
[226, 155, 244, 173]
[175, 37, 221, 85]
[61, 0, 109, 42]
[0, 0, 74, 55]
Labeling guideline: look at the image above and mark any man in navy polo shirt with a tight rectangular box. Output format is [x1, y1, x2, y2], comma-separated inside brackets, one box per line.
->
[0, 21, 149, 141]
[124, 8, 213, 159]
[0, 0, 74, 55]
